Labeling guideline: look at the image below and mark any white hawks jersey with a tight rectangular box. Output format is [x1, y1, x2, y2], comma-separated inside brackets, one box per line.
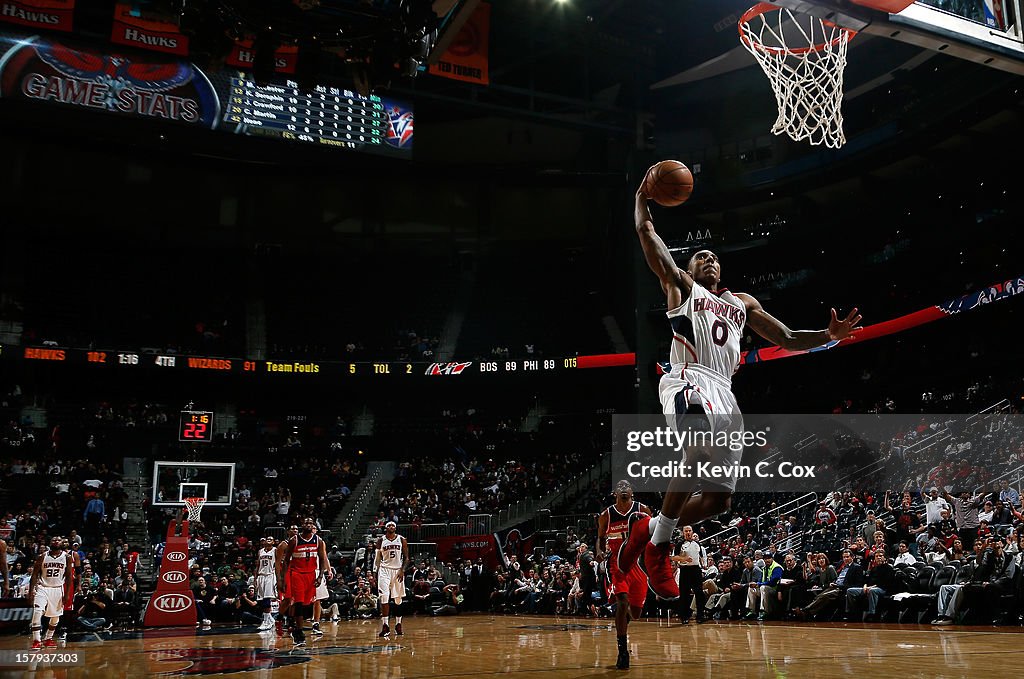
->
[667, 281, 746, 379]
[39, 551, 69, 588]
[257, 547, 276, 576]
[379, 535, 404, 570]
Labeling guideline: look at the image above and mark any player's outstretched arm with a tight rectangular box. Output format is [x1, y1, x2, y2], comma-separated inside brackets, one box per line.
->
[595, 510, 609, 563]
[28, 554, 42, 602]
[635, 185, 693, 301]
[737, 293, 862, 351]
[276, 539, 292, 589]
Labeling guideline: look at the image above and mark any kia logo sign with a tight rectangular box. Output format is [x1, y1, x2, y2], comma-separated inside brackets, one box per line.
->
[153, 594, 193, 613]
[166, 551, 187, 562]
[162, 571, 187, 584]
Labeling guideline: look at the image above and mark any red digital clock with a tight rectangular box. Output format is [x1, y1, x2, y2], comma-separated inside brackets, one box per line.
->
[178, 411, 214, 443]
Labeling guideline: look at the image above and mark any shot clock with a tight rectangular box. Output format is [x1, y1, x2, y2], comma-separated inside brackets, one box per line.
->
[178, 411, 214, 443]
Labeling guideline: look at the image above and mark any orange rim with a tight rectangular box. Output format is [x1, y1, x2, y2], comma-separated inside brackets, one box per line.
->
[739, 2, 856, 56]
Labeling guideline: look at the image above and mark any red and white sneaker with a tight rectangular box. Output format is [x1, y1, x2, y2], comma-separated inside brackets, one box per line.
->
[643, 541, 680, 599]
[43, 639, 57, 649]
[616, 513, 651, 574]
[31, 640, 42, 650]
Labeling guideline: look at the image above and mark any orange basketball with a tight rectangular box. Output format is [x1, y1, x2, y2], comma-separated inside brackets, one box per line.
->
[643, 160, 694, 207]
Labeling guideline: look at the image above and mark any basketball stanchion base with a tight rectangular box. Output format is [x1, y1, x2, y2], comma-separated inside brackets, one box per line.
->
[143, 507, 200, 627]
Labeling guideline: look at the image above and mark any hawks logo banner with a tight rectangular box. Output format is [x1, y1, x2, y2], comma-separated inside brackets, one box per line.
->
[494, 521, 537, 568]
[429, 2, 489, 85]
[0, 0, 74, 32]
[225, 40, 299, 74]
[110, 2, 189, 56]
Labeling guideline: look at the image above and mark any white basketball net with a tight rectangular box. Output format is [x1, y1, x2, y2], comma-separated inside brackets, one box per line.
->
[739, 3, 855, 148]
[183, 497, 206, 522]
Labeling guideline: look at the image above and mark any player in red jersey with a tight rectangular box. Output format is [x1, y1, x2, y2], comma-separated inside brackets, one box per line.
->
[596, 481, 651, 670]
[278, 518, 328, 647]
[275, 526, 298, 635]
[619, 181, 862, 599]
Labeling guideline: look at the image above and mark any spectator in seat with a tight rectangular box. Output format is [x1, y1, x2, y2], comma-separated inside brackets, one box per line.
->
[746, 552, 783, 621]
[846, 549, 897, 621]
[111, 577, 139, 628]
[798, 550, 864, 621]
[75, 584, 112, 631]
[709, 556, 743, 620]
[814, 502, 837, 528]
[238, 586, 262, 625]
[352, 584, 378, 618]
[959, 538, 1016, 625]
[191, 576, 214, 626]
[894, 540, 919, 566]
[412, 572, 432, 614]
[776, 553, 806, 617]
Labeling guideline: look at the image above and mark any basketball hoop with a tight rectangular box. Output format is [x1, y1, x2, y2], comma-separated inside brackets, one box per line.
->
[183, 497, 207, 522]
[739, 2, 857, 148]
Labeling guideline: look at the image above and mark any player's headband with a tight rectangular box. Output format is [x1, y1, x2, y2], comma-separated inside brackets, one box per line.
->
[385, 521, 397, 529]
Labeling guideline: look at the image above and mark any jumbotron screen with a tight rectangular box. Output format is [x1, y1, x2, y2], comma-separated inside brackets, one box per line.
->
[0, 29, 413, 157]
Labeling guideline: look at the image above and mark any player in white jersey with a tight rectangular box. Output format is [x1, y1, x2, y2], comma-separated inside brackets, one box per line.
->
[255, 537, 278, 631]
[619, 178, 863, 599]
[28, 536, 72, 649]
[375, 521, 409, 639]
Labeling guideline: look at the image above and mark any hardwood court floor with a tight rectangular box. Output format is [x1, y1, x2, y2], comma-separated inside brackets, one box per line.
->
[2, 615, 1022, 678]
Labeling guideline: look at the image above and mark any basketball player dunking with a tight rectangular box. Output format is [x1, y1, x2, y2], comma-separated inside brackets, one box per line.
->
[28, 536, 72, 649]
[619, 180, 862, 599]
[255, 537, 278, 631]
[375, 521, 409, 639]
[278, 518, 329, 647]
[596, 480, 651, 670]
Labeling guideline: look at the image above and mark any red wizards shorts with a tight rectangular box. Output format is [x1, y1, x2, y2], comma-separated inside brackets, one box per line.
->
[609, 561, 648, 609]
[286, 570, 317, 606]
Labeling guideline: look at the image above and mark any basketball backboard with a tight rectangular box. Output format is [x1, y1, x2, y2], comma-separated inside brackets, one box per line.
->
[152, 461, 235, 507]
[773, 0, 1024, 73]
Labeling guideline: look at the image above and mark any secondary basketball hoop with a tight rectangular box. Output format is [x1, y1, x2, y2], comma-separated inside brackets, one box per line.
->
[739, 2, 857, 148]
[183, 496, 207, 522]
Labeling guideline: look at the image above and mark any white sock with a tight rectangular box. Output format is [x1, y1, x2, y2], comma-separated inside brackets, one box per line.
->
[651, 514, 678, 545]
[32, 627, 41, 642]
[381, 616, 388, 627]
[395, 616, 402, 624]
[44, 627, 55, 640]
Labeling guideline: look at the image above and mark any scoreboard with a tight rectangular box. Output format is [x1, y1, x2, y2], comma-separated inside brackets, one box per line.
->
[0, 29, 413, 158]
[223, 77, 396, 152]
[7, 346, 634, 378]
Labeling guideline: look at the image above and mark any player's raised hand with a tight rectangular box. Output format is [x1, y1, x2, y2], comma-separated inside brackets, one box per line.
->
[827, 307, 863, 341]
